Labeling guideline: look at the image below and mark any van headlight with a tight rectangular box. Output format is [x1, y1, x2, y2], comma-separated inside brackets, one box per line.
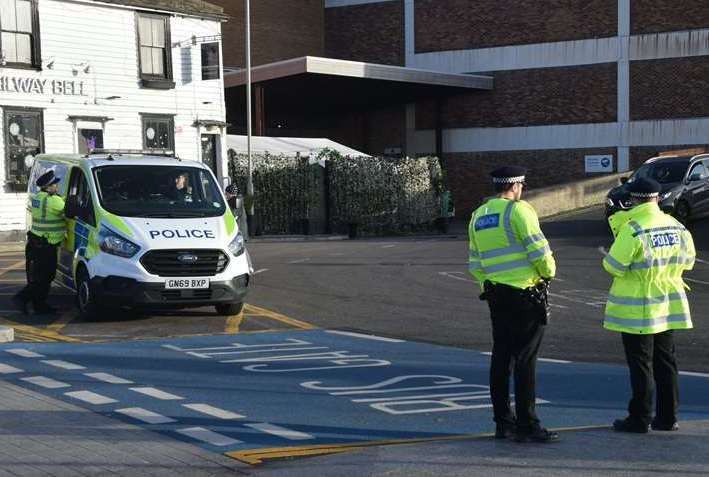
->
[99, 226, 140, 258]
[228, 232, 245, 257]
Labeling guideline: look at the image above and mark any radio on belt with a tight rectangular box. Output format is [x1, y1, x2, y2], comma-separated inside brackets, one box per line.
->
[24, 151, 253, 319]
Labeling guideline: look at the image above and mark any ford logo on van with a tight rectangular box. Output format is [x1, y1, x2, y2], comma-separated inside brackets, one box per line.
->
[177, 253, 199, 264]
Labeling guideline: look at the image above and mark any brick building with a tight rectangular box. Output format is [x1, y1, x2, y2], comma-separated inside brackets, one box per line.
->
[215, 0, 709, 218]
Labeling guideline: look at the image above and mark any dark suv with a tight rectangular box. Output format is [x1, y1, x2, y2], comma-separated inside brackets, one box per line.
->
[606, 153, 709, 223]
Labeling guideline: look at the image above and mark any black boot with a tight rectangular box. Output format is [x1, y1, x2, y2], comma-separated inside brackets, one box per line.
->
[514, 426, 560, 443]
[11, 294, 28, 314]
[495, 422, 516, 439]
[613, 418, 649, 433]
[651, 419, 679, 431]
[33, 304, 58, 315]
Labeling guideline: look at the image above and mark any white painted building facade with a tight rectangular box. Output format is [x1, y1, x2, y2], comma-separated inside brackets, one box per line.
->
[0, 0, 227, 237]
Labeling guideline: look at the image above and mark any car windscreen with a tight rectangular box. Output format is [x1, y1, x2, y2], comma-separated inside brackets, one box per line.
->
[630, 160, 689, 185]
[93, 165, 226, 218]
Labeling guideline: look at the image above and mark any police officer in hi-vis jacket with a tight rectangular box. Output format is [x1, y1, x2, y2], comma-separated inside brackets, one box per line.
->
[468, 166, 558, 443]
[13, 170, 66, 315]
[604, 177, 695, 433]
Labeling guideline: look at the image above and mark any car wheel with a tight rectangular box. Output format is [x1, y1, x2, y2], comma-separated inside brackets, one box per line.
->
[76, 267, 101, 319]
[215, 302, 244, 316]
[674, 200, 691, 224]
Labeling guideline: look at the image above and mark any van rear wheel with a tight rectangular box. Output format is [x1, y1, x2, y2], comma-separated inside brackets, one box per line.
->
[76, 268, 101, 319]
[215, 303, 243, 316]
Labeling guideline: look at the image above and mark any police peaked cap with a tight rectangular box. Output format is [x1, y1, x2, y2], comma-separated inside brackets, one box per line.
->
[627, 178, 661, 198]
[36, 170, 61, 188]
[491, 166, 527, 184]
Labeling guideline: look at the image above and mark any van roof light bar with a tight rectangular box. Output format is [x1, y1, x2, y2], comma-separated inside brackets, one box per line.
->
[88, 148, 178, 158]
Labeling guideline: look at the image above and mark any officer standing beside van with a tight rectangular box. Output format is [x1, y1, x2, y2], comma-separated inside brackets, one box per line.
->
[13, 170, 66, 315]
[468, 166, 558, 443]
[603, 178, 695, 433]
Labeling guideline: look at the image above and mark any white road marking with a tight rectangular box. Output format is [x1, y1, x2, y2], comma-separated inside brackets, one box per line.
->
[679, 371, 709, 378]
[42, 360, 86, 370]
[182, 403, 245, 420]
[176, 427, 242, 446]
[325, 330, 405, 343]
[129, 387, 184, 400]
[6, 349, 44, 358]
[695, 258, 709, 265]
[84, 372, 133, 384]
[549, 303, 569, 309]
[686, 277, 709, 286]
[245, 423, 314, 440]
[538, 358, 572, 364]
[254, 269, 269, 275]
[438, 271, 471, 282]
[381, 244, 396, 248]
[65, 391, 117, 405]
[598, 246, 608, 256]
[288, 258, 310, 264]
[116, 407, 176, 424]
[21, 376, 70, 389]
[0, 363, 23, 374]
[482, 352, 571, 364]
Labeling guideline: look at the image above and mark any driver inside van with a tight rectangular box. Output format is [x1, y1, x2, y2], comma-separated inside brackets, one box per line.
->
[166, 172, 192, 202]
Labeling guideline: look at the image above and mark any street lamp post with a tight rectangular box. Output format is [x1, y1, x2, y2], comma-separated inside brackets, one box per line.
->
[245, 0, 255, 231]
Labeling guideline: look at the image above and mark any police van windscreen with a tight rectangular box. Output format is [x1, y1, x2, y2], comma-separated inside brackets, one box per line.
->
[93, 165, 226, 218]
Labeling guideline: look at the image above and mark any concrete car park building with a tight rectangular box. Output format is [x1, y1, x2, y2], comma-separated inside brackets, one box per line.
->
[0, 0, 227, 238]
[214, 0, 709, 218]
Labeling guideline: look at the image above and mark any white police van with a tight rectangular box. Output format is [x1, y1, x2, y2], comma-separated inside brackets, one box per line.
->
[26, 150, 252, 318]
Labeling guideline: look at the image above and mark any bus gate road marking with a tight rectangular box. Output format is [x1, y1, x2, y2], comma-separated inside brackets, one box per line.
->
[65, 390, 118, 405]
[0, 330, 708, 463]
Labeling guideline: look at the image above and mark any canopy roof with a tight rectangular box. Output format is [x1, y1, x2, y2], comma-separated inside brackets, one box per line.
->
[226, 135, 369, 157]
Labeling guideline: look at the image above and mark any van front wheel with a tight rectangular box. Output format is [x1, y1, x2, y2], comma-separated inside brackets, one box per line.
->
[76, 269, 100, 319]
[215, 303, 243, 316]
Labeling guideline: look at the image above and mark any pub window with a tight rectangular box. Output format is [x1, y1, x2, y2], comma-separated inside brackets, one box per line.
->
[201, 42, 220, 80]
[4, 107, 43, 189]
[141, 114, 174, 150]
[137, 12, 174, 89]
[0, 0, 41, 68]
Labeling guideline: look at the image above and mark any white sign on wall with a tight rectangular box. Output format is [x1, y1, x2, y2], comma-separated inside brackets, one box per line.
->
[585, 155, 614, 173]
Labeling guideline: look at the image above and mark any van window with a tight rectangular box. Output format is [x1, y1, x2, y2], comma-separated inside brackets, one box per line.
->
[29, 161, 68, 195]
[93, 165, 225, 218]
[67, 168, 96, 226]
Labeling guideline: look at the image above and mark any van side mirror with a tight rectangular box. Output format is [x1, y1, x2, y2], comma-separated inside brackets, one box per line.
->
[65, 196, 79, 218]
[620, 177, 629, 184]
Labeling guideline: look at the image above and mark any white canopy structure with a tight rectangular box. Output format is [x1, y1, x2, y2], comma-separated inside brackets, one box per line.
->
[226, 135, 369, 158]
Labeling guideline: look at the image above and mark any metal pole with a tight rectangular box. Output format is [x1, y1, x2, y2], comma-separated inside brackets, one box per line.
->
[245, 0, 255, 223]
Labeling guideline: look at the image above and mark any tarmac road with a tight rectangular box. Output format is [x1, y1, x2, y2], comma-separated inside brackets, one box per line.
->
[246, 206, 709, 372]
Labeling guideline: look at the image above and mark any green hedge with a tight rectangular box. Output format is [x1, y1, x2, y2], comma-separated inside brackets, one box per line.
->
[228, 149, 444, 235]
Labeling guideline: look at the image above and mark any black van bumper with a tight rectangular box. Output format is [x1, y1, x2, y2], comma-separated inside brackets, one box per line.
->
[90, 274, 249, 308]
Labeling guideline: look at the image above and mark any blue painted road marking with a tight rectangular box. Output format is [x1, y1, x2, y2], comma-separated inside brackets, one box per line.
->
[0, 329, 708, 456]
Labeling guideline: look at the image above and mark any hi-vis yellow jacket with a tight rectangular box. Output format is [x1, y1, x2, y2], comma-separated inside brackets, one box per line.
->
[30, 191, 66, 245]
[468, 198, 555, 290]
[603, 202, 695, 334]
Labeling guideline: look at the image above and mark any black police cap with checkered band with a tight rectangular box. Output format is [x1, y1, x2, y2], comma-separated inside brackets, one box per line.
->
[490, 166, 527, 184]
[627, 178, 661, 198]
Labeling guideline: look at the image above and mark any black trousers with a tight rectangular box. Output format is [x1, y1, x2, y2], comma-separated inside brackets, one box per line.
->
[16, 233, 59, 308]
[486, 284, 546, 431]
[621, 331, 679, 426]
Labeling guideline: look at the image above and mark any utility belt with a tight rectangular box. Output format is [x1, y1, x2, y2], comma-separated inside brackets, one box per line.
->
[27, 231, 53, 248]
[480, 279, 551, 325]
